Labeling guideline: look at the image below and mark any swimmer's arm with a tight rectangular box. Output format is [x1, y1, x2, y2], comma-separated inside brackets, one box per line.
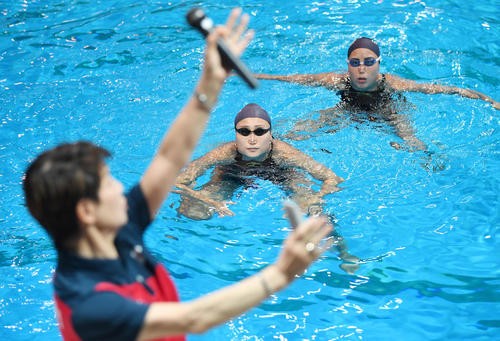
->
[275, 140, 344, 196]
[386, 74, 499, 109]
[254, 72, 345, 90]
[387, 114, 427, 151]
[175, 143, 236, 216]
[176, 142, 236, 187]
[174, 183, 234, 217]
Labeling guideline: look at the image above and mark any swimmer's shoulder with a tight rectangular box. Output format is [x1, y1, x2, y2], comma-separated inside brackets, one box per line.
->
[196, 141, 237, 165]
[272, 140, 303, 160]
[382, 73, 418, 91]
[217, 141, 238, 159]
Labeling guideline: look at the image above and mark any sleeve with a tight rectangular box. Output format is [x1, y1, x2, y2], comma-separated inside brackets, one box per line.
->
[126, 184, 152, 234]
[72, 291, 149, 341]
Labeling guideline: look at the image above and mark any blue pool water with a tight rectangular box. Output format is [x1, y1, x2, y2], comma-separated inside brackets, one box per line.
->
[1, 0, 499, 340]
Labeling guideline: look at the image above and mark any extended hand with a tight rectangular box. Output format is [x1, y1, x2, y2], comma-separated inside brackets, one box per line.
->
[209, 200, 235, 217]
[275, 216, 333, 282]
[205, 8, 254, 79]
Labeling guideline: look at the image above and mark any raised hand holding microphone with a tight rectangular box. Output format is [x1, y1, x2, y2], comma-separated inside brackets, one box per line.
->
[187, 7, 259, 89]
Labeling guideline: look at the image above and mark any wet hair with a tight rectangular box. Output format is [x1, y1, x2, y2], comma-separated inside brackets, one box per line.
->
[234, 103, 272, 128]
[347, 37, 380, 57]
[23, 141, 110, 249]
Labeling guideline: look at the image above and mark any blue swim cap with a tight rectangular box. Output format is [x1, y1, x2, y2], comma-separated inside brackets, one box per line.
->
[347, 37, 380, 57]
[234, 104, 272, 128]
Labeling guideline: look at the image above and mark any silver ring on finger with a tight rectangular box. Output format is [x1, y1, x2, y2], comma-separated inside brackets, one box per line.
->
[305, 242, 316, 254]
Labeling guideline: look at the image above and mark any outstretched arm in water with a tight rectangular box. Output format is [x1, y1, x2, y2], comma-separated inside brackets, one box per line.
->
[256, 72, 499, 109]
[385, 74, 500, 110]
[254, 72, 345, 90]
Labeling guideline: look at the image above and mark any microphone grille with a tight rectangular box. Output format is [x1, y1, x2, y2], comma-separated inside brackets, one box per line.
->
[186, 8, 205, 27]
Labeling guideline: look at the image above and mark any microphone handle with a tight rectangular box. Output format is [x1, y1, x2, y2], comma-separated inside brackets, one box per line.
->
[215, 38, 259, 89]
[187, 8, 258, 89]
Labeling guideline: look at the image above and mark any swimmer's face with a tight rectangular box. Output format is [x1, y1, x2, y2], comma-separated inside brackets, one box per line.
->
[347, 48, 380, 92]
[235, 117, 272, 161]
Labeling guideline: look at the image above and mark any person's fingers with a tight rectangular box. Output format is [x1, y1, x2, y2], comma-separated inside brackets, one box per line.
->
[224, 7, 241, 33]
[236, 29, 254, 54]
[291, 216, 332, 258]
[232, 13, 249, 42]
[301, 216, 330, 241]
[214, 202, 236, 217]
[218, 211, 234, 217]
[309, 223, 333, 252]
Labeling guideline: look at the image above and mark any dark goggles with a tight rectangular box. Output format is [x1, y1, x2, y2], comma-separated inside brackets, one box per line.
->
[347, 56, 381, 67]
[235, 127, 271, 136]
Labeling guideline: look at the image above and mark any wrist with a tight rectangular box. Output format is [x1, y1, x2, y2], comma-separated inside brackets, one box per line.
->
[194, 90, 217, 112]
[261, 265, 287, 295]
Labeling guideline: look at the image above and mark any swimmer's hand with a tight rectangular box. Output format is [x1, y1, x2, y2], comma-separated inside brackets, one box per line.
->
[458, 89, 499, 110]
[390, 138, 426, 152]
[339, 252, 361, 274]
[293, 196, 325, 216]
[209, 200, 235, 217]
[174, 184, 235, 217]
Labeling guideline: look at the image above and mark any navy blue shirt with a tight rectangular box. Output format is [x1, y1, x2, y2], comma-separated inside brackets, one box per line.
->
[54, 185, 184, 341]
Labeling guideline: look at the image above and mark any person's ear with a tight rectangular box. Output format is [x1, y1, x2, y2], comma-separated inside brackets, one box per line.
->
[76, 199, 97, 225]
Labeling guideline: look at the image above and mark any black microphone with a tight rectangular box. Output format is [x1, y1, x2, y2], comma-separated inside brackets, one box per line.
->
[186, 8, 259, 89]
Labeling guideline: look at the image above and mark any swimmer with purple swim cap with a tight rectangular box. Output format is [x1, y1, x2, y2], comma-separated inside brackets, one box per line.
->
[176, 103, 359, 273]
[234, 103, 272, 129]
[255, 37, 499, 151]
[176, 102, 343, 217]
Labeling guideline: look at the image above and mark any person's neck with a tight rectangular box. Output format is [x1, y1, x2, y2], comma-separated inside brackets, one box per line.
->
[75, 226, 119, 259]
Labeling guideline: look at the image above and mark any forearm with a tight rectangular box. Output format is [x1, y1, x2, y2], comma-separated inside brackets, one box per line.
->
[254, 72, 338, 87]
[402, 80, 498, 106]
[140, 215, 333, 339]
[456, 88, 498, 106]
[176, 160, 210, 188]
[140, 80, 221, 216]
[394, 126, 427, 151]
[159, 79, 221, 171]
[175, 183, 219, 207]
[386, 113, 427, 151]
[186, 265, 286, 332]
[139, 265, 287, 339]
[318, 178, 342, 197]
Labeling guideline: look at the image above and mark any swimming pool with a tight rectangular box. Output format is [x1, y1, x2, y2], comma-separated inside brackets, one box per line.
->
[1, 0, 498, 340]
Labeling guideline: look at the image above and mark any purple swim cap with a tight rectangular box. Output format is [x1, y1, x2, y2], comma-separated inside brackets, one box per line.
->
[234, 103, 272, 128]
[347, 37, 380, 57]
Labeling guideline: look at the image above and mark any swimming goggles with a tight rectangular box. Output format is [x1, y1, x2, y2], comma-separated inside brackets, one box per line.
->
[347, 56, 381, 67]
[235, 127, 271, 136]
